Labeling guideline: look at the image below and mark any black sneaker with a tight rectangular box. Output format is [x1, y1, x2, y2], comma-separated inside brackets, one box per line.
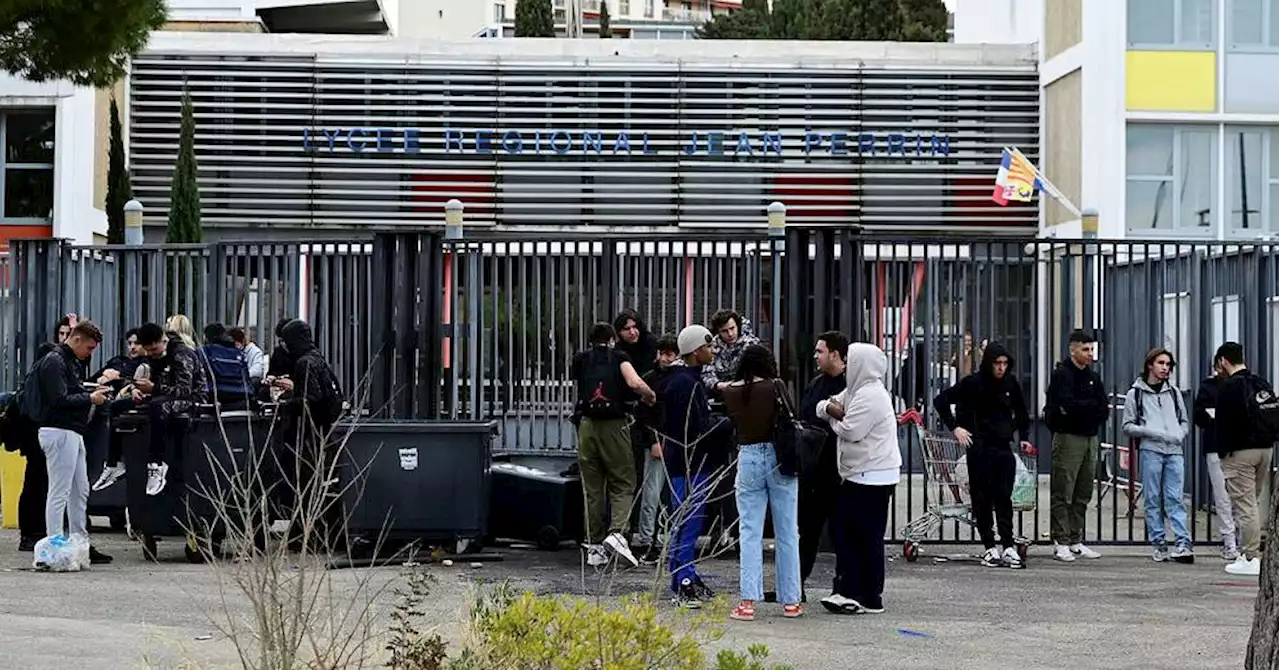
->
[638, 545, 662, 565]
[672, 579, 703, 609]
[691, 576, 716, 601]
[17, 536, 38, 552]
[89, 545, 113, 565]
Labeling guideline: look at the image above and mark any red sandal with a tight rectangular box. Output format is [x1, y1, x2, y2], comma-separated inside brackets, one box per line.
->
[782, 604, 804, 618]
[730, 602, 756, 621]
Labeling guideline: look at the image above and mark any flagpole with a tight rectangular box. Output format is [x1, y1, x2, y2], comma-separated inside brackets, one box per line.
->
[1009, 147, 1082, 218]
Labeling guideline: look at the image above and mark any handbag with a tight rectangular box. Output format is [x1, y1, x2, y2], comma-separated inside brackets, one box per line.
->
[771, 379, 827, 478]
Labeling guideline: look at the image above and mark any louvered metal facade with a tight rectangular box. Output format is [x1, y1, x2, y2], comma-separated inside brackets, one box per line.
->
[129, 36, 1039, 238]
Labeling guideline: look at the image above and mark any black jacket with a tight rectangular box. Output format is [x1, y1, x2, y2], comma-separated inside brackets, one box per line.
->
[933, 342, 1031, 448]
[1214, 369, 1277, 454]
[1044, 358, 1109, 436]
[799, 370, 847, 476]
[92, 355, 142, 391]
[1193, 375, 1227, 456]
[27, 345, 93, 435]
[154, 337, 206, 404]
[279, 320, 343, 429]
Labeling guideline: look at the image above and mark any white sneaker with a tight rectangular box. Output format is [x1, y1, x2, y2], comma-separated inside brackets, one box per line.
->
[145, 462, 169, 496]
[1070, 543, 1101, 559]
[820, 593, 864, 615]
[92, 464, 126, 492]
[1221, 546, 1240, 562]
[604, 532, 639, 567]
[584, 544, 609, 567]
[1053, 543, 1076, 562]
[1002, 546, 1025, 569]
[980, 547, 1002, 567]
[1225, 556, 1261, 577]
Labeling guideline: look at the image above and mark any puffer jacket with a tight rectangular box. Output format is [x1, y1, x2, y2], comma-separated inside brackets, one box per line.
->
[701, 318, 761, 393]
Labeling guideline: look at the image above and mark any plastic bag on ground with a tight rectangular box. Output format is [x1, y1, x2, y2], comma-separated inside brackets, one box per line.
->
[32, 534, 91, 572]
[1011, 457, 1036, 510]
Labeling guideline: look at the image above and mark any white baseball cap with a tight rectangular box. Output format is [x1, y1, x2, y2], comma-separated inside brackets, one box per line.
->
[677, 325, 714, 357]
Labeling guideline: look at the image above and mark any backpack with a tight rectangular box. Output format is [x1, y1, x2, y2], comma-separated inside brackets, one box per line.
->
[0, 391, 37, 453]
[576, 348, 626, 420]
[1242, 375, 1279, 444]
[201, 344, 251, 395]
[302, 352, 345, 427]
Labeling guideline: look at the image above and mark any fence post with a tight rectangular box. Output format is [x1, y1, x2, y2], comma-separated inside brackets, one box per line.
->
[124, 200, 144, 246]
[369, 233, 398, 417]
[12, 238, 68, 374]
[767, 202, 785, 355]
[1080, 208, 1098, 338]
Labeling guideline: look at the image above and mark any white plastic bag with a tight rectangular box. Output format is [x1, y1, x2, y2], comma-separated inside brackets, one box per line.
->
[953, 455, 972, 504]
[32, 534, 91, 572]
[1011, 457, 1036, 510]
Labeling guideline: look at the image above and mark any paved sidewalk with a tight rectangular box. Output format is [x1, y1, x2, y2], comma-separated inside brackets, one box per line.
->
[0, 529, 1259, 670]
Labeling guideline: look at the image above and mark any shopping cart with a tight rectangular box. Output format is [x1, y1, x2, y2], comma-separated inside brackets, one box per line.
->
[898, 409, 1038, 563]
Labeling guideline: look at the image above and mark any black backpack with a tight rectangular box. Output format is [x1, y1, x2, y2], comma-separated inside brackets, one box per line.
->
[577, 348, 626, 420]
[1242, 375, 1279, 445]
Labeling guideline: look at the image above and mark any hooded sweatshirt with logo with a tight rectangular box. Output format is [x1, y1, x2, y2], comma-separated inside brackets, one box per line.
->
[932, 342, 1031, 448]
[1122, 377, 1189, 456]
[815, 344, 901, 484]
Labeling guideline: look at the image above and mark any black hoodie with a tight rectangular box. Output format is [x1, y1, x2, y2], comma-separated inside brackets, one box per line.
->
[933, 342, 1030, 448]
[1044, 356, 1109, 436]
[279, 319, 343, 427]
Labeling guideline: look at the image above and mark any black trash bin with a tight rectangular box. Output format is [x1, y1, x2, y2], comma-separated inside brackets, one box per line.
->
[337, 421, 495, 547]
[85, 411, 132, 530]
[123, 411, 256, 562]
[487, 458, 583, 550]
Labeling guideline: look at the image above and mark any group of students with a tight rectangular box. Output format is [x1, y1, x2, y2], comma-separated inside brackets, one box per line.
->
[570, 309, 903, 619]
[0, 312, 345, 566]
[1043, 330, 1276, 576]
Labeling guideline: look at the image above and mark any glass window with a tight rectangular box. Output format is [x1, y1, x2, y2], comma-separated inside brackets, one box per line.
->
[1179, 129, 1216, 229]
[1226, 128, 1265, 230]
[1126, 124, 1218, 232]
[5, 112, 55, 164]
[495, 1, 506, 21]
[1127, 181, 1174, 230]
[0, 110, 56, 221]
[4, 168, 54, 218]
[1228, 0, 1278, 49]
[645, 0, 653, 17]
[620, 0, 630, 15]
[1128, 125, 1175, 175]
[1129, 0, 1176, 44]
[1128, 0, 1215, 47]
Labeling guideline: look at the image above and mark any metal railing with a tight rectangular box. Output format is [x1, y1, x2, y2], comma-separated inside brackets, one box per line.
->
[4, 231, 1276, 546]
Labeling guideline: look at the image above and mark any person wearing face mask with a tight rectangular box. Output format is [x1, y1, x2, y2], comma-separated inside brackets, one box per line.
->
[1122, 348, 1193, 564]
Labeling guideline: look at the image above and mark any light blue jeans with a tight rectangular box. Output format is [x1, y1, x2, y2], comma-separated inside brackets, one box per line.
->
[1141, 450, 1191, 547]
[735, 442, 801, 604]
[635, 455, 666, 546]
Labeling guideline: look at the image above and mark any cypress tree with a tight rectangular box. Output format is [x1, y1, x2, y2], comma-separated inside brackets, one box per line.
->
[515, 0, 555, 37]
[166, 89, 202, 243]
[599, 1, 612, 38]
[106, 97, 131, 245]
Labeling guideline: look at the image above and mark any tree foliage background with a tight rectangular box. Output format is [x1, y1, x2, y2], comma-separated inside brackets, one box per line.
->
[698, 0, 947, 41]
[166, 90, 202, 244]
[515, 0, 555, 37]
[106, 98, 132, 245]
[0, 0, 166, 86]
[599, 1, 612, 38]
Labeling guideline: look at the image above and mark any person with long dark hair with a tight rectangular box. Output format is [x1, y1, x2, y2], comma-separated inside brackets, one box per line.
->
[721, 344, 802, 620]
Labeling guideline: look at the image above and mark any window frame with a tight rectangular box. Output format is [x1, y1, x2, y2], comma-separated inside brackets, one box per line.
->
[1127, 0, 1218, 50]
[0, 109, 56, 224]
[1125, 124, 1220, 236]
[1224, 125, 1280, 237]
[1226, 0, 1280, 52]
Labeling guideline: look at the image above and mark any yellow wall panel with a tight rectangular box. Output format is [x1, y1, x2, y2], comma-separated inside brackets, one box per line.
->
[1126, 51, 1217, 112]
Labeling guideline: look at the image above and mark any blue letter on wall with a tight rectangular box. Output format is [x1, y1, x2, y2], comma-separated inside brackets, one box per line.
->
[444, 129, 463, 152]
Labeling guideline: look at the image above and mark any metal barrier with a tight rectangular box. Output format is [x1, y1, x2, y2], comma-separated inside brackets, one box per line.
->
[4, 232, 1276, 546]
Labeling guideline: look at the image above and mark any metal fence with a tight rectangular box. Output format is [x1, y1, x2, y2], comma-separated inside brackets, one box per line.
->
[4, 232, 1276, 546]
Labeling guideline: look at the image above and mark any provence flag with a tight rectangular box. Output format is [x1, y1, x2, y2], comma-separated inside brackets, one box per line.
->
[991, 147, 1042, 205]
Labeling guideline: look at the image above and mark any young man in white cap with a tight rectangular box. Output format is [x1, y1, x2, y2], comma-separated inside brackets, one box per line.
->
[657, 324, 733, 608]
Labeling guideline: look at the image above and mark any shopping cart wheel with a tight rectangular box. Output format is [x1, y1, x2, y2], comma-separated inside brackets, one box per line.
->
[903, 541, 920, 563]
[1016, 541, 1029, 563]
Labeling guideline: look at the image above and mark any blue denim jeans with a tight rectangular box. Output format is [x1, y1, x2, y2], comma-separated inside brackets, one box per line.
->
[735, 443, 801, 604]
[1141, 450, 1190, 546]
[668, 472, 710, 592]
[636, 455, 666, 547]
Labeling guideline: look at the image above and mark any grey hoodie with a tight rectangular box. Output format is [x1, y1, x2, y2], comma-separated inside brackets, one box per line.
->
[816, 343, 902, 484]
[1121, 377, 1189, 456]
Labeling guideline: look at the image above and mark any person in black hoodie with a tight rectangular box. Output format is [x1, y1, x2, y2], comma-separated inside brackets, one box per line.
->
[1193, 361, 1239, 561]
[1044, 329, 1108, 562]
[25, 320, 110, 562]
[933, 341, 1034, 569]
[795, 330, 849, 599]
[270, 319, 345, 550]
[1213, 342, 1277, 577]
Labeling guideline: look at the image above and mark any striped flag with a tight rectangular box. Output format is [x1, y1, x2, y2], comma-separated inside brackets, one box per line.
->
[991, 147, 1042, 205]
